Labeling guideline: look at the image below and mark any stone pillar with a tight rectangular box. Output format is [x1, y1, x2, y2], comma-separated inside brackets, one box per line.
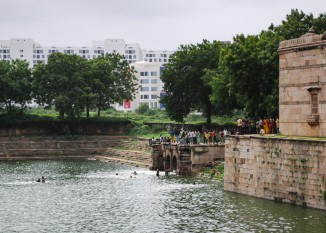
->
[177, 145, 192, 175]
[150, 143, 164, 171]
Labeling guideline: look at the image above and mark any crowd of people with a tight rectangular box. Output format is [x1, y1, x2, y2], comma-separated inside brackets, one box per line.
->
[236, 117, 279, 135]
[152, 116, 279, 145]
[155, 128, 229, 145]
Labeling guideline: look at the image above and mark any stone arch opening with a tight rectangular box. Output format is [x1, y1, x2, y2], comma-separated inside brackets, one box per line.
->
[172, 155, 177, 171]
[165, 155, 171, 170]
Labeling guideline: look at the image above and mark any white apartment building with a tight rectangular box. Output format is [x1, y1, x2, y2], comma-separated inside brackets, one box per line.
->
[113, 61, 166, 112]
[0, 38, 174, 111]
[0, 38, 173, 66]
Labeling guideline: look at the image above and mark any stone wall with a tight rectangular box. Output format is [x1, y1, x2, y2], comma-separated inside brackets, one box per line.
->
[0, 136, 128, 160]
[0, 121, 132, 136]
[224, 135, 326, 210]
[191, 144, 225, 172]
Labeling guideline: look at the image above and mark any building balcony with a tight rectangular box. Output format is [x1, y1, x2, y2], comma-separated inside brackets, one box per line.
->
[306, 114, 319, 126]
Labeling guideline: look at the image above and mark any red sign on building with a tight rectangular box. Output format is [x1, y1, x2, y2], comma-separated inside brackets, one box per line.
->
[124, 100, 131, 109]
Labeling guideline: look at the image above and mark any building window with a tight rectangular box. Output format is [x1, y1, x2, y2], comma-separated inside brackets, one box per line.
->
[151, 87, 157, 91]
[140, 79, 149, 84]
[79, 50, 89, 54]
[140, 72, 148, 76]
[64, 50, 74, 54]
[141, 95, 149, 99]
[94, 49, 103, 54]
[48, 50, 58, 54]
[38, 50, 43, 53]
[151, 94, 157, 99]
[311, 93, 318, 114]
[141, 87, 149, 92]
[151, 72, 157, 76]
[151, 79, 157, 84]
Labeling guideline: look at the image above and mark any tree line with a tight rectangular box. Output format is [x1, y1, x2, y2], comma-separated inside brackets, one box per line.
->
[161, 9, 326, 125]
[0, 53, 138, 119]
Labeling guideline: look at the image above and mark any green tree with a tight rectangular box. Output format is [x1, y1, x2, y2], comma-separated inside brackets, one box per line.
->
[161, 40, 223, 125]
[204, 68, 237, 116]
[88, 53, 138, 117]
[215, 32, 281, 118]
[0, 59, 32, 115]
[211, 9, 326, 119]
[269, 9, 314, 39]
[32, 53, 88, 119]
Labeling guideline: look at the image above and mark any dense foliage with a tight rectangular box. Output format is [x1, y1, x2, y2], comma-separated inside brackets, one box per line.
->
[0, 59, 32, 114]
[161, 40, 224, 125]
[161, 9, 326, 123]
[0, 53, 137, 119]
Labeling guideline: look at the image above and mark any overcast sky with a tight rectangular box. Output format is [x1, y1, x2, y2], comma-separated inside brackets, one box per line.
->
[1, 0, 325, 50]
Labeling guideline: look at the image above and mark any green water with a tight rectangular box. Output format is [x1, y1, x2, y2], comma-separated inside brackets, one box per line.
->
[0, 160, 325, 233]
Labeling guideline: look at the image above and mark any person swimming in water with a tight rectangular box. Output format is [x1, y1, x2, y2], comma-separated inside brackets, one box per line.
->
[41, 176, 45, 183]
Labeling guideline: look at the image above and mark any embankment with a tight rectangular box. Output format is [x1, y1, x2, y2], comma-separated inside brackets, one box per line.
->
[0, 135, 152, 167]
[224, 135, 326, 210]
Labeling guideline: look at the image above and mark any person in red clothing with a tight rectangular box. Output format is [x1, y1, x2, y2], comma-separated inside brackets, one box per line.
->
[213, 130, 217, 144]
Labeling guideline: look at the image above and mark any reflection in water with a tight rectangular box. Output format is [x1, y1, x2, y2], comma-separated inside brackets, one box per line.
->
[0, 160, 325, 233]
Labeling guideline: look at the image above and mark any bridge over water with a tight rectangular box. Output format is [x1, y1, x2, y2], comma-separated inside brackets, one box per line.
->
[150, 142, 225, 175]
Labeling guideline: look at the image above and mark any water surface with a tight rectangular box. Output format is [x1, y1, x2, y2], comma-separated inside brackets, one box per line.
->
[0, 160, 325, 232]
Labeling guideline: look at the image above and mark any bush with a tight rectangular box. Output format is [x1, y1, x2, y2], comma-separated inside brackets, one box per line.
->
[129, 125, 152, 136]
[135, 104, 150, 115]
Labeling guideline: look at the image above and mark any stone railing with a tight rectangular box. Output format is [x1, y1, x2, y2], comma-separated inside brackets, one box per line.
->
[278, 35, 323, 50]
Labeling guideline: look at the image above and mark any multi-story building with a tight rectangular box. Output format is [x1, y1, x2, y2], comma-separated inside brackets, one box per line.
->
[0, 38, 173, 66]
[113, 61, 166, 112]
[0, 38, 174, 111]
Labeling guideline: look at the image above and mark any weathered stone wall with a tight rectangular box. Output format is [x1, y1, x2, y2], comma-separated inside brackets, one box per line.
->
[224, 135, 326, 210]
[0, 136, 128, 160]
[150, 144, 164, 171]
[191, 144, 225, 172]
[278, 31, 326, 136]
[0, 121, 132, 136]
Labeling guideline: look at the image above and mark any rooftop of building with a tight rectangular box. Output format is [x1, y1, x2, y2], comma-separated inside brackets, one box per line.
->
[278, 29, 326, 52]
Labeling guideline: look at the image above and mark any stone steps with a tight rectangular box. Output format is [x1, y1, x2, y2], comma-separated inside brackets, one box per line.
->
[0, 135, 132, 159]
[96, 147, 152, 167]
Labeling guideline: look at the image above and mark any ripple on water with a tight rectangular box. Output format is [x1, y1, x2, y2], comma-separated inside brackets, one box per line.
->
[0, 160, 326, 233]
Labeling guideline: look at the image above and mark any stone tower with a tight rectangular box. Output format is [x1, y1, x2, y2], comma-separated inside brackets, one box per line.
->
[278, 29, 326, 136]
